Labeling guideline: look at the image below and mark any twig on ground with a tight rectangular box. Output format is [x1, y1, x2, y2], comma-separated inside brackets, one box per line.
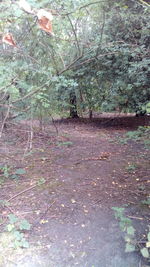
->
[127, 215, 143, 220]
[7, 184, 37, 202]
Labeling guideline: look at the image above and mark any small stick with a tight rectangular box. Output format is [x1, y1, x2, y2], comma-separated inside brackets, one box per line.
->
[7, 184, 37, 202]
[127, 215, 143, 220]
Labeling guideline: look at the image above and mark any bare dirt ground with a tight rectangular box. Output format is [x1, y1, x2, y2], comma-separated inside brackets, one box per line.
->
[0, 115, 150, 267]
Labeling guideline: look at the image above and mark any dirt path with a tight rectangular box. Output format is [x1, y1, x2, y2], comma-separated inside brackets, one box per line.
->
[0, 117, 149, 267]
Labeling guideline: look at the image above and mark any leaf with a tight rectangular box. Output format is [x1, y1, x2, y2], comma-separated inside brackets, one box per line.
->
[124, 235, 132, 242]
[19, 219, 31, 230]
[127, 226, 135, 236]
[125, 243, 136, 252]
[2, 34, 17, 47]
[8, 214, 18, 224]
[7, 224, 15, 232]
[10, 174, 19, 180]
[146, 241, 150, 248]
[13, 240, 22, 248]
[140, 247, 149, 258]
[18, 0, 33, 14]
[37, 178, 46, 185]
[37, 9, 54, 35]
[71, 199, 76, 204]
[21, 239, 29, 248]
[15, 168, 26, 175]
[14, 230, 24, 240]
[37, 9, 53, 21]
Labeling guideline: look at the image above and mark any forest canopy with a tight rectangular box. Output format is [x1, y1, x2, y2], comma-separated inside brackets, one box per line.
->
[0, 0, 150, 121]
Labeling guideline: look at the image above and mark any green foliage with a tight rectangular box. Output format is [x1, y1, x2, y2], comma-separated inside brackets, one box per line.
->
[37, 178, 46, 186]
[0, 165, 26, 180]
[141, 198, 150, 205]
[0, 0, 149, 119]
[0, 199, 10, 207]
[0, 164, 10, 179]
[112, 206, 150, 261]
[6, 214, 31, 249]
[125, 164, 137, 173]
[119, 126, 150, 149]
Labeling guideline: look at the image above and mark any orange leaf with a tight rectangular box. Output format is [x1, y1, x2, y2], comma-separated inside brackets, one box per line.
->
[38, 17, 53, 34]
[2, 33, 17, 47]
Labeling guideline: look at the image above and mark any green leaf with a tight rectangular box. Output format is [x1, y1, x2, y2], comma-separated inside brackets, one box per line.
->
[37, 178, 46, 186]
[19, 219, 31, 230]
[127, 226, 135, 236]
[21, 240, 30, 248]
[14, 231, 24, 241]
[15, 168, 26, 175]
[124, 235, 132, 242]
[125, 243, 136, 252]
[10, 174, 19, 180]
[7, 224, 15, 232]
[8, 214, 18, 224]
[140, 247, 149, 258]
[13, 240, 22, 248]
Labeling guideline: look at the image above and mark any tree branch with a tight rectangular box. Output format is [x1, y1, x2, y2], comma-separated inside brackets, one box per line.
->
[67, 14, 81, 56]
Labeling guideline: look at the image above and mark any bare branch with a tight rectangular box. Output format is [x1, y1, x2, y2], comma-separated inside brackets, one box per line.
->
[67, 14, 81, 55]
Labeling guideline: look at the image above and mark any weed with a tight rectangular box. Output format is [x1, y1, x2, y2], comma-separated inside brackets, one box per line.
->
[37, 178, 46, 185]
[0, 164, 10, 178]
[118, 126, 150, 149]
[126, 164, 137, 173]
[112, 206, 150, 261]
[0, 165, 26, 180]
[141, 198, 150, 206]
[6, 214, 31, 249]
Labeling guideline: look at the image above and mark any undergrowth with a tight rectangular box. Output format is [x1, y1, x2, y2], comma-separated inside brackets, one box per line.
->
[118, 126, 150, 149]
[112, 202, 150, 263]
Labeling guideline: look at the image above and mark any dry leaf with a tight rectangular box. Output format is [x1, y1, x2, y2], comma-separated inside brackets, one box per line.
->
[38, 17, 53, 34]
[37, 9, 54, 34]
[37, 9, 53, 21]
[18, 0, 33, 14]
[40, 219, 48, 224]
[84, 209, 88, 213]
[2, 33, 17, 47]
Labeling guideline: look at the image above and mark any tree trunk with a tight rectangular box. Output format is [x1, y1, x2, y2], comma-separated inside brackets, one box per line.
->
[89, 109, 93, 119]
[69, 92, 79, 118]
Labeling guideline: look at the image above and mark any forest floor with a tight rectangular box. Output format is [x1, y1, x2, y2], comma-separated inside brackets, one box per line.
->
[0, 114, 150, 267]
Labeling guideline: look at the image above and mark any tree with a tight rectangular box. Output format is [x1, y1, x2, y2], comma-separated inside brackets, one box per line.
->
[0, 0, 149, 128]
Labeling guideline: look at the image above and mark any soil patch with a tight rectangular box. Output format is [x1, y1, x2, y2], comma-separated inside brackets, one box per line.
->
[0, 115, 149, 267]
